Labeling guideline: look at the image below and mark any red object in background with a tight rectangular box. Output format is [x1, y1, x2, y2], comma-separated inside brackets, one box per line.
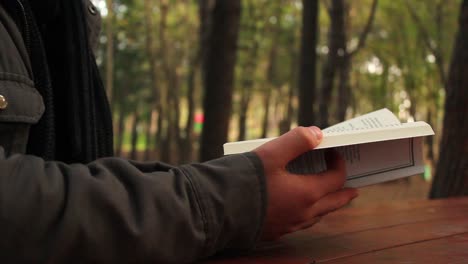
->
[194, 113, 204, 134]
[194, 113, 204, 124]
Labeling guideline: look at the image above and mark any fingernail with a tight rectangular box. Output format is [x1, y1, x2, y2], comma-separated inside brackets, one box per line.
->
[309, 126, 323, 140]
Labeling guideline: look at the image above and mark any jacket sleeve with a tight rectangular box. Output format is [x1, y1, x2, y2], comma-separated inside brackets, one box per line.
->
[0, 148, 267, 263]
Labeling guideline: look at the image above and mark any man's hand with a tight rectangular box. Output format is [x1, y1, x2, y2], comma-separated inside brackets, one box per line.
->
[254, 126, 358, 240]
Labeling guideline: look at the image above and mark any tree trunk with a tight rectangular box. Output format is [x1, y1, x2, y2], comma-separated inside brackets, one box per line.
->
[182, 71, 196, 162]
[157, 0, 170, 162]
[335, 0, 378, 123]
[237, 59, 255, 141]
[115, 109, 125, 157]
[238, 42, 260, 141]
[280, 77, 296, 135]
[336, 54, 351, 121]
[160, 117, 170, 163]
[238, 106, 248, 141]
[260, 89, 272, 138]
[430, 0, 468, 198]
[405, 74, 418, 119]
[182, 53, 199, 163]
[115, 76, 130, 158]
[130, 109, 140, 160]
[279, 35, 299, 135]
[261, 44, 278, 139]
[318, 0, 345, 128]
[261, 4, 283, 138]
[105, 0, 114, 103]
[179, 1, 212, 163]
[143, 0, 161, 161]
[143, 120, 151, 160]
[406, 1, 447, 92]
[159, 2, 183, 164]
[237, 1, 265, 141]
[169, 73, 182, 164]
[156, 105, 164, 160]
[425, 107, 435, 163]
[144, 110, 155, 160]
[200, 0, 241, 161]
[297, 0, 319, 126]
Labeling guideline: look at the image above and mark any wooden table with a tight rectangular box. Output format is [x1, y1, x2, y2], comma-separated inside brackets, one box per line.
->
[208, 197, 468, 263]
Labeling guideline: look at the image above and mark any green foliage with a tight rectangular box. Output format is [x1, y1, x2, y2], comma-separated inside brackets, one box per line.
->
[95, 0, 460, 161]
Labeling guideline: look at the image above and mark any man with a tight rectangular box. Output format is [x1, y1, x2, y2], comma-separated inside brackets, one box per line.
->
[0, 1, 358, 262]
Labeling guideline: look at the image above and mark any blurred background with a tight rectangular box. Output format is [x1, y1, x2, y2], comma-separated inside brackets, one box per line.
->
[91, 0, 467, 203]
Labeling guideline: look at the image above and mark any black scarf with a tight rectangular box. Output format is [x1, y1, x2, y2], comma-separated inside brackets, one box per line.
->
[9, 0, 114, 163]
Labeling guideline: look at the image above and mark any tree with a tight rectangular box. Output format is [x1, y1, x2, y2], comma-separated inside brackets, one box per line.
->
[403, 0, 455, 166]
[261, 8, 282, 139]
[129, 107, 140, 160]
[95, 0, 460, 170]
[405, 0, 448, 91]
[143, 0, 160, 160]
[200, 0, 242, 161]
[157, 0, 172, 162]
[430, 0, 468, 198]
[237, 0, 266, 141]
[318, 0, 378, 127]
[336, 0, 378, 122]
[297, 0, 319, 126]
[179, 0, 212, 163]
[318, 0, 346, 128]
[105, 0, 115, 103]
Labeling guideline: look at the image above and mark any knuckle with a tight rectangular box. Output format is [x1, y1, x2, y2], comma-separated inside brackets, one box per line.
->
[294, 127, 318, 149]
[337, 194, 352, 207]
[300, 193, 313, 205]
[288, 224, 300, 233]
[338, 196, 348, 206]
[296, 212, 308, 224]
[297, 212, 314, 227]
[333, 170, 347, 187]
[337, 174, 346, 186]
[327, 175, 346, 191]
[313, 216, 323, 225]
[307, 190, 321, 203]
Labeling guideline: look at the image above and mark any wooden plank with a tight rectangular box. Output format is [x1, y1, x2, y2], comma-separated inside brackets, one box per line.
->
[322, 232, 468, 263]
[310, 217, 468, 262]
[332, 197, 468, 217]
[204, 256, 312, 264]
[293, 202, 468, 239]
[209, 216, 468, 263]
[207, 198, 468, 263]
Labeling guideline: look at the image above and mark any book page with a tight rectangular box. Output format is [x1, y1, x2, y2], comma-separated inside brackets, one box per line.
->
[224, 108, 431, 187]
[338, 138, 415, 180]
[286, 151, 327, 174]
[224, 121, 433, 153]
[286, 137, 424, 187]
[343, 137, 424, 187]
[223, 109, 429, 153]
[324, 108, 401, 134]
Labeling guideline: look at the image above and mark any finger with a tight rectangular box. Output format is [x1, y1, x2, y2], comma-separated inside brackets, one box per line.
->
[254, 126, 323, 167]
[324, 149, 346, 173]
[304, 188, 358, 219]
[306, 150, 348, 199]
[290, 216, 323, 233]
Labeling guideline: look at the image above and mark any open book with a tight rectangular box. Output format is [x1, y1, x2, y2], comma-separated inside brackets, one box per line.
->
[224, 109, 435, 187]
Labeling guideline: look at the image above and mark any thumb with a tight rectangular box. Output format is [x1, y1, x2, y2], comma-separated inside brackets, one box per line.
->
[255, 126, 323, 167]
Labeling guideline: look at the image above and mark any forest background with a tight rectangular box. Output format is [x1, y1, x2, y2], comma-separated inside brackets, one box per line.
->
[91, 0, 467, 198]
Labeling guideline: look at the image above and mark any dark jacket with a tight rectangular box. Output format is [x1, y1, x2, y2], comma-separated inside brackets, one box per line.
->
[0, 1, 266, 263]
